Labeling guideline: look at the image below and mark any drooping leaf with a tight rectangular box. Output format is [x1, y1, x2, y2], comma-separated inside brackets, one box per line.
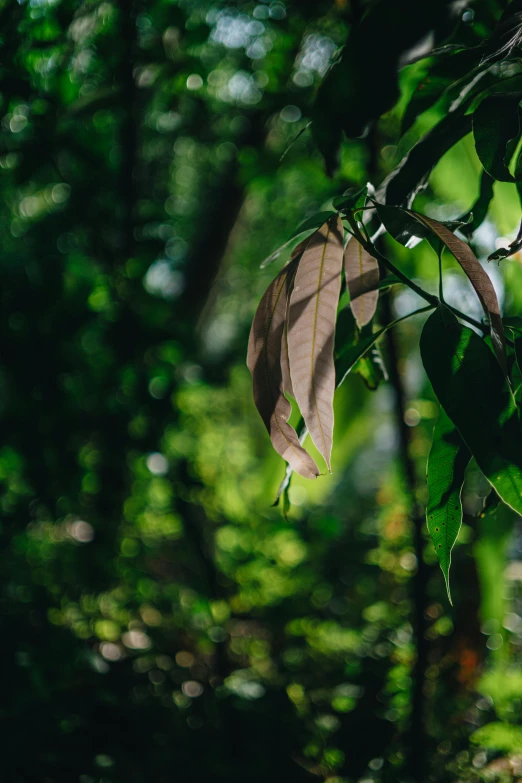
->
[311, 0, 458, 171]
[288, 216, 344, 470]
[382, 112, 472, 207]
[376, 203, 474, 250]
[408, 211, 508, 375]
[420, 306, 522, 514]
[376, 203, 431, 248]
[473, 93, 521, 182]
[275, 302, 429, 502]
[426, 407, 471, 604]
[247, 262, 319, 479]
[344, 237, 379, 328]
[380, 61, 522, 208]
[401, 47, 482, 136]
[458, 170, 495, 237]
[260, 210, 336, 268]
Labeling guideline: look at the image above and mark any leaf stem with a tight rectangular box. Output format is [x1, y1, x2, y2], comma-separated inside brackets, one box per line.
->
[344, 212, 493, 337]
[444, 305, 488, 334]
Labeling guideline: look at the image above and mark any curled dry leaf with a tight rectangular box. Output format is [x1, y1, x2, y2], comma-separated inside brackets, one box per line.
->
[288, 215, 344, 470]
[343, 237, 380, 327]
[408, 211, 508, 375]
[247, 261, 319, 479]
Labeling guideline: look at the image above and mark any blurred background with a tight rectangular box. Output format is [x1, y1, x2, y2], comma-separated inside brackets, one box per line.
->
[3, 0, 522, 781]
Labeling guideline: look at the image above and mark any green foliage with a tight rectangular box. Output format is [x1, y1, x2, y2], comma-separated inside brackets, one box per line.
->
[473, 93, 521, 182]
[420, 307, 522, 514]
[249, 0, 522, 611]
[471, 722, 522, 754]
[426, 409, 470, 603]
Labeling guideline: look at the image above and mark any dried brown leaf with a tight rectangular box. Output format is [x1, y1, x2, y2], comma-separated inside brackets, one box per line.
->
[247, 262, 319, 479]
[344, 238, 380, 327]
[288, 216, 344, 470]
[409, 211, 507, 375]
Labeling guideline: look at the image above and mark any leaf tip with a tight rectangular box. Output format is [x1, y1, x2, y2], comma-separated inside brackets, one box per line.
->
[442, 567, 453, 607]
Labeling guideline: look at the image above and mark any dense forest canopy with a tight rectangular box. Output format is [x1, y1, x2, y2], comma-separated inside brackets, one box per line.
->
[4, 0, 522, 781]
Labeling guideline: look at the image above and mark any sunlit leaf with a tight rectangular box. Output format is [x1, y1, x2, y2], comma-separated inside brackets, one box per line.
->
[247, 261, 319, 479]
[281, 321, 294, 398]
[288, 216, 344, 470]
[353, 343, 388, 391]
[421, 306, 522, 514]
[275, 302, 429, 502]
[344, 237, 379, 328]
[426, 407, 471, 604]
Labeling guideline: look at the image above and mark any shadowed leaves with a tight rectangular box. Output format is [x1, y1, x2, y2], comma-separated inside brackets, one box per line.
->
[473, 93, 521, 182]
[421, 306, 522, 515]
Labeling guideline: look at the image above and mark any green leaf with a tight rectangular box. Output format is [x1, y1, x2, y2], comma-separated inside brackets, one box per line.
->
[333, 185, 368, 212]
[458, 170, 495, 238]
[502, 316, 522, 332]
[375, 203, 430, 248]
[401, 47, 482, 136]
[420, 306, 522, 515]
[426, 408, 471, 604]
[353, 344, 387, 391]
[311, 0, 459, 170]
[336, 305, 431, 387]
[408, 211, 508, 375]
[473, 93, 521, 182]
[383, 112, 472, 207]
[508, 329, 522, 395]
